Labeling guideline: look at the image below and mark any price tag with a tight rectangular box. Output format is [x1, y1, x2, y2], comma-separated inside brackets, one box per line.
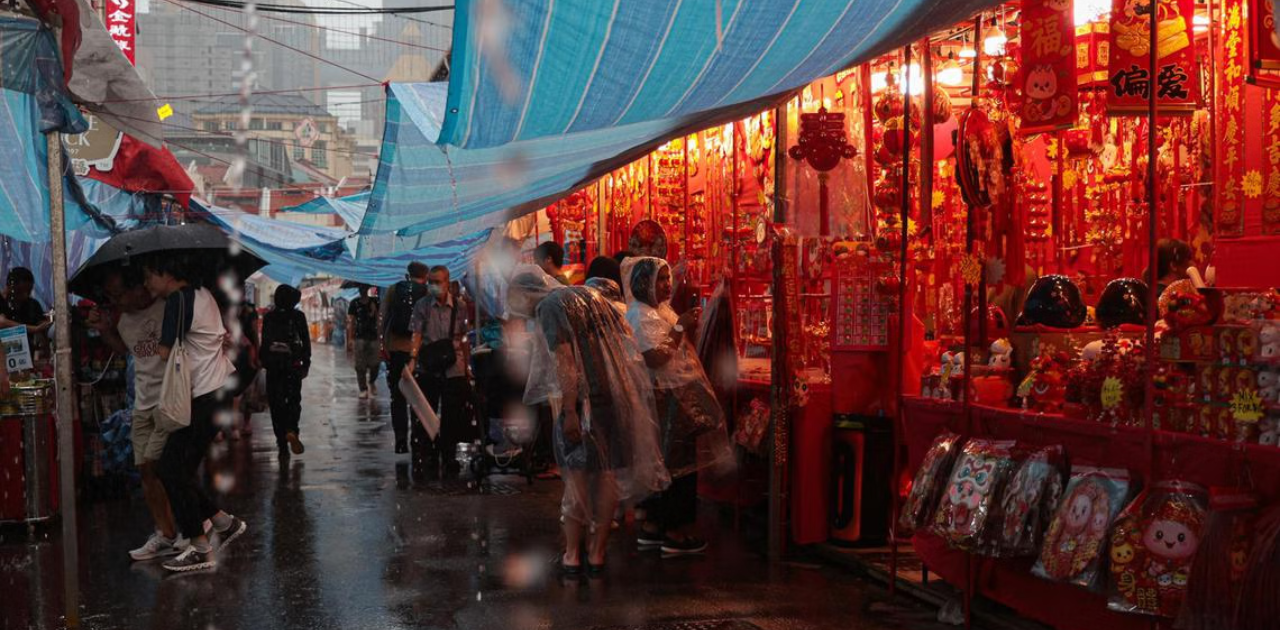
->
[1232, 389, 1265, 423]
[0, 326, 32, 373]
[1101, 376, 1124, 409]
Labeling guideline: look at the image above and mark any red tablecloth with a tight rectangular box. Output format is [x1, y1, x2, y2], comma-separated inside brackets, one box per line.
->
[901, 397, 1280, 630]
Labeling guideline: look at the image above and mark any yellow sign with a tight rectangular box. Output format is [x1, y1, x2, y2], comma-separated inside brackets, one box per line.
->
[1231, 389, 1265, 423]
[1101, 376, 1124, 409]
[157, 103, 174, 121]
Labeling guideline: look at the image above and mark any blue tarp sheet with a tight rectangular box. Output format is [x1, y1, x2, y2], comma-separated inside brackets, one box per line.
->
[282, 191, 369, 231]
[357, 0, 995, 255]
[439, 0, 992, 149]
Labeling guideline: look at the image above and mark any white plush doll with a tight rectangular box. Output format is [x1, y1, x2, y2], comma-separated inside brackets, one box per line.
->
[936, 352, 955, 398]
[1259, 322, 1280, 362]
[1259, 369, 1280, 404]
[1080, 340, 1106, 363]
[989, 338, 1013, 370]
[1259, 417, 1280, 447]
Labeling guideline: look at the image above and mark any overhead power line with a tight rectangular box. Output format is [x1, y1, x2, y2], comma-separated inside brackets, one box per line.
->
[180, 0, 454, 15]
[164, 0, 383, 82]
[325, 0, 453, 31]
[105, 83, 385, 104]
[192, 1, 449, 51]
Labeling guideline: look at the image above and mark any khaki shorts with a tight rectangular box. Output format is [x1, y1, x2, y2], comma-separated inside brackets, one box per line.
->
[132, 407, 177, 465]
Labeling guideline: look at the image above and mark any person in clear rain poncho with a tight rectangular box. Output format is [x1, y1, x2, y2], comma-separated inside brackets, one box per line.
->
[624, 256, 733, 555]
[506, 265, 668, 575]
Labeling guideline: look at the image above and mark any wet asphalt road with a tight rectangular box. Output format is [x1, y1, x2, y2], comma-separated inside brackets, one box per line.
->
[2, 344, 955, 630]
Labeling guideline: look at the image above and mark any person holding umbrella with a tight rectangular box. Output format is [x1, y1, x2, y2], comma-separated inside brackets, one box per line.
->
[142, 254, 249, 573]
[87, 265, 186, 561]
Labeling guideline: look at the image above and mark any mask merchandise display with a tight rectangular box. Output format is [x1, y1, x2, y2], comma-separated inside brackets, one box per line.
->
[931, 438, 1018, 550]
[899, 431, 963, 532]
[1107, 481, 1208, 617]
[1017, 275, 1088, 329]
[1176, 488, 1257, 630]
[1033, 466, 1133, 589]
[989, 445, 1065, 557]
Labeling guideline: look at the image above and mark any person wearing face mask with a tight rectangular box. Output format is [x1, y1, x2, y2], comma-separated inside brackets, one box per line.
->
[409, 265, 473, 478]
[624, 256, 730, 556]
[506, 265, 667, 576]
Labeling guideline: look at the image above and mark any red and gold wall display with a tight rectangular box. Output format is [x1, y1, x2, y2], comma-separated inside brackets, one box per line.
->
[1020, 0, 1079, 134]
[1106, 0, 1198, 116]
[1264, 88, 1280, 234]
[1219, 0, 1247, 237]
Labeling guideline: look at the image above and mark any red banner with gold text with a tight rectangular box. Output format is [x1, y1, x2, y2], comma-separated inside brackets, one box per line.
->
[1219, 0, 1246, 237]
[1106, 0, 1198, 116]
[1020, 0, 1078, 135]
[1264, 88, 1280, 234]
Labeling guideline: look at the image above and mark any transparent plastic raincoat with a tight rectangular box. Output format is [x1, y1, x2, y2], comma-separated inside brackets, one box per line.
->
[506, 266, 669, 522]
[623, 257, 733, 479]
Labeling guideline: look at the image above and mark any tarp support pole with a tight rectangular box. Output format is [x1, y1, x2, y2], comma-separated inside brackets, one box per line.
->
[768, 101, 790, 564]
[48, 132, 80, 629]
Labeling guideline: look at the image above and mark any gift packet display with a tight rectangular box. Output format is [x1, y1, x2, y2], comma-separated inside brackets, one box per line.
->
[1176, 487, 1257, 630]
[1106, 481, 1208, 617]
[930, 439, 1018, 551]
[899, 431, 963, 532]
[988, 445, 1066, 558]
[1033, 466, 1133, 589]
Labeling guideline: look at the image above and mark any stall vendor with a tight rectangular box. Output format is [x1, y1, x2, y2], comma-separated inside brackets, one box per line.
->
[0, 268, 52, 352]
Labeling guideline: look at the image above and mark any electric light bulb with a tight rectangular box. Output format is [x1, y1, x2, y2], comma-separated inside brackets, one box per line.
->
[983, 32, 1008, 56]
[958, 47, 977, 59]
[937, 64, 964, 86]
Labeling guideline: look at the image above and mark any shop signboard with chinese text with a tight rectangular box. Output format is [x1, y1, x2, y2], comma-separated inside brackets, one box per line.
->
[107, 0, 136, 64]
[1251, 0, 1280, 70]
[1020, 0, 1079, 134]
[1106, 0, 1198, 115]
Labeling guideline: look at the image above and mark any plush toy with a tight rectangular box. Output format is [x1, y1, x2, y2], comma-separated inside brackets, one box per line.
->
[1259, 322, 1280, 362]
[1258, 416, 1280, 447]
[899, 432, 963, 531]
[937, 351, 956, 398]
[1034, 466, 1133, 588]
[1081, 340, 1106, 362]
[1160, 280, 1215, 330]
[1259, 370, 1280, 404]
[932, 439, 1017, 551]
[1219, 328, 1239, 366]
[1239, 328, 1258, 364]
[1108, 482, 1208, 617]
[989, 338, 1014, 370]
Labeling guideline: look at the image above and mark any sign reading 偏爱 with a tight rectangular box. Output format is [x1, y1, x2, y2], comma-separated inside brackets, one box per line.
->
[1106, 0, 1198, 116]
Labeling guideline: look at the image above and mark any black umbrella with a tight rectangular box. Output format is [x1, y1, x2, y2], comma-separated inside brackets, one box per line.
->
[69, 223, 267, 298]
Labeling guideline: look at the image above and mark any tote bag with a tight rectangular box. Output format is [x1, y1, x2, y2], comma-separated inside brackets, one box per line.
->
[157, 292, 192, 427]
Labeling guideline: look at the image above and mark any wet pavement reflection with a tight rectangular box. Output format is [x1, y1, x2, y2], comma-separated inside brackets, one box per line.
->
[3, 345, 947, 630]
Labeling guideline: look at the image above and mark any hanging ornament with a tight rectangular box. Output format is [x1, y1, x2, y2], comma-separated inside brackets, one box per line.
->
[960, 254, 984, 286]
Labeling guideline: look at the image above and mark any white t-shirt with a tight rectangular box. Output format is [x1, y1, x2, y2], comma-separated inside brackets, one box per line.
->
[117, 300, 166, 411]
[163, 287, 236, 398]
[626, 301, 702, 389]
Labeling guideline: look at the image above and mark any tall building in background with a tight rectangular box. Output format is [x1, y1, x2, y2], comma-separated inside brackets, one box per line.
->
[136, 0, 323, 116]
[136, 1, 452, 177]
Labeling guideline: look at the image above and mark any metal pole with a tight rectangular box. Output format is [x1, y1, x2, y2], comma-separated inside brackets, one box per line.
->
[768, 102, 790, 564]
[1142, 0, 1159, 474]
[890, 41, 915, 599]
[48, 132, 80, 629]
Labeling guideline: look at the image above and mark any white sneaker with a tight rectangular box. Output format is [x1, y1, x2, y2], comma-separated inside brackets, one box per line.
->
[162, 546, 216, 573]
[129, 531, 181, 561]
[358, 389, 369, 399]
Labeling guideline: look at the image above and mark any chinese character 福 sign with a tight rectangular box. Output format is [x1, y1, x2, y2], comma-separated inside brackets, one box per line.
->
[106, 0, 136, 64]
[1107, 0, 1198, 115]
[1020, 0, 1079, 134]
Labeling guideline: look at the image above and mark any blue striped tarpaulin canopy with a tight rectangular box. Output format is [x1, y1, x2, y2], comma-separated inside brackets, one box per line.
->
[197, 200, 492, 286]
[439, 0, 995, 149]
[282, 191, 370, 231]
[357, 0, 995, 254]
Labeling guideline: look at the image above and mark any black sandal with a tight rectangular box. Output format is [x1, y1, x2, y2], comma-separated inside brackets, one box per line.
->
[554, 556, 582, 576]
[587, 563, 606, 577]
